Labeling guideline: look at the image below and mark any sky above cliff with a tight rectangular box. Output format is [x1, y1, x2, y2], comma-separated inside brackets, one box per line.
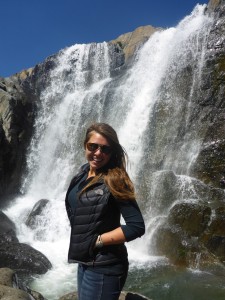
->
[1, 0, 207, 77]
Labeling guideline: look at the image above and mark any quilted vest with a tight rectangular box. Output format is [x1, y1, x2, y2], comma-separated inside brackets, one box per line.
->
[66, 165, 128, 266]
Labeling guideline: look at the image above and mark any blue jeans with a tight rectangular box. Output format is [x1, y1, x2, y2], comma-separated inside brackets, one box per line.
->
[77, 264, 127, 300]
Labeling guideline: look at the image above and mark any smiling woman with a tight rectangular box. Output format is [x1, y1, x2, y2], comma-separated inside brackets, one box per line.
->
[65, 122, 145, 300]
[85, 133, 112, 176]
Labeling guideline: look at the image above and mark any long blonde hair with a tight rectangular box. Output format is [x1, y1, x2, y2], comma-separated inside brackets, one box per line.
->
[82, 123, 135, 200]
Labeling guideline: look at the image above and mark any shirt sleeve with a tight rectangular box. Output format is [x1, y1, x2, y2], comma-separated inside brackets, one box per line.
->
[117, 199, 145, 242]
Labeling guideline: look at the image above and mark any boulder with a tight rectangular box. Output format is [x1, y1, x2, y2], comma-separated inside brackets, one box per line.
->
[25, 199, 50, 240]
[0, 211, 51, 277]
[201, 206, 225, 262]
[58, 292, 78, 300]
[0, 267, 45, 300]
[168, 202, 211, 237]
[0, 268, 17, 287]
[153, 221, 220, 268]
[0, 242, 52, 275]
[0, 284, 32, 300]
[153, 222, 192, 266]
[25, 199, 49, 229]
[153, 200, 225, 268]
[0, 211, 18, 243]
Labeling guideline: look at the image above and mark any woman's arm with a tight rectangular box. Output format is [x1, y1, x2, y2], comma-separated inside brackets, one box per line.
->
[100, 227, 126, 245]
[98, 199, 145, 246]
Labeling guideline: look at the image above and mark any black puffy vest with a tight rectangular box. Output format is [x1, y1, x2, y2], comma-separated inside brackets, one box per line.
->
[65, 165, 128, 266]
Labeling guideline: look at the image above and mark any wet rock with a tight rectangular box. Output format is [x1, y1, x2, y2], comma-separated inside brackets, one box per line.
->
[192, 139, 225, 188]
[168, 202, 211, 236]
[0, 76, 35, 207]
[139, 170, 225, 217]
[0, 242, 52, 276]
[189, 0, 225, 188]
[147, 171, 178, 213]
[22, 287, 45, 300]
[25, 199, 50, 229]
[206, 235, 225, 259]
[201, 206, 225, 262]
[0, 267, 45, 300]
[153, 222, 191, 266]
[153, 202, 218, 267]
[137, 170, 179, 215]
[153, 200, 225, 268]
[0, 212, 51, 278]
[0, 211, 18, 243]
[153, 221, 219, 268]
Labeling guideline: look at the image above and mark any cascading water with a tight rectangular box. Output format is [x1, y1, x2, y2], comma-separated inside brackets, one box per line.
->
[4, 4, 222, 300]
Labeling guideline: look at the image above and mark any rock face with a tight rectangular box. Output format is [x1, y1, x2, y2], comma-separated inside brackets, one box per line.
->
[0, 75, 35, 207]
[135, 0, 225, 269]
[150, 171, 225, 268]
[110, 25, 160, 64]
[190, 0, 225, 188]
[25, 199, 49, 229]
[208, 0, 221, 10]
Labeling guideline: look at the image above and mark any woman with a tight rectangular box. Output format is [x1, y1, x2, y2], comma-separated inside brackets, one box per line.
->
[65, 123, 145, 300]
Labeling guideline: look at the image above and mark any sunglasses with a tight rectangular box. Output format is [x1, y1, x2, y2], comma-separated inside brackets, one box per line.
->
[86, 143, 112, 154]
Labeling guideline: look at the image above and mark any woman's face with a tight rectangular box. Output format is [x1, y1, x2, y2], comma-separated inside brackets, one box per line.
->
[85, 131, 112, 174]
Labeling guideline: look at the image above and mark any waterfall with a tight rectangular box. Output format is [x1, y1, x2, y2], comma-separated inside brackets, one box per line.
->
[4, 4, 213, 299]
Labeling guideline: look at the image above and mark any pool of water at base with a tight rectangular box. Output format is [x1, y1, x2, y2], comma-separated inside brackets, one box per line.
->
[125, 264, 225, 300]
[27, 258, 225, 300]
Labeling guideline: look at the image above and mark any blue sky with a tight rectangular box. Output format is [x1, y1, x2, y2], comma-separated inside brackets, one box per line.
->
[1, 0, 207, 77]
